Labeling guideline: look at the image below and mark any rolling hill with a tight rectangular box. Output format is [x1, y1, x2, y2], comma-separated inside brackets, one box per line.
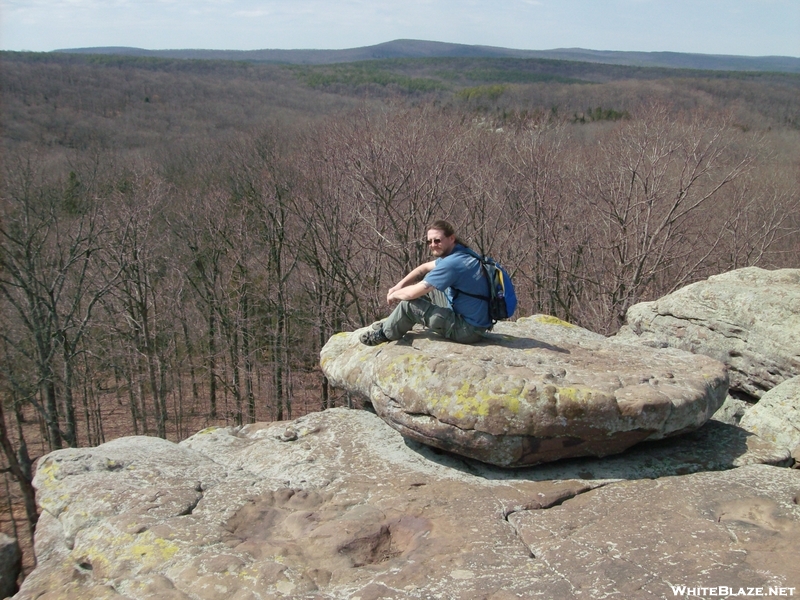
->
[55, 39, 800, 73]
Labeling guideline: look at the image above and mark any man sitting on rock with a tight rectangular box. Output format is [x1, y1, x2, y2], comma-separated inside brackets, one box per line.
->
[360, 219, 492, 346]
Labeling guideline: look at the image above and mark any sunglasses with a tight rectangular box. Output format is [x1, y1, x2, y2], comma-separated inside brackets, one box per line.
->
[426, 238, 443, 245]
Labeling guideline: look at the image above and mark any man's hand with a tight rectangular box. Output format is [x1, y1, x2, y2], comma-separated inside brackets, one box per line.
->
[387, 281, 433, 304]
[386, 283, 403, 303]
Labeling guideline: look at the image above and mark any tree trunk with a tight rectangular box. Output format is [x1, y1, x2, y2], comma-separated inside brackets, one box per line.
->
[41, 378, 62, 451]
[242, 291, 256, 424]
[208, 306, 217, 419]
[0, 400, 39, 538]
[180, 315, 200, 415]
[61, 353, 78, 447]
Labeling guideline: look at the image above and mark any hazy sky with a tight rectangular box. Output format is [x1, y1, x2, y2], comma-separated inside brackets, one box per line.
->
[2, 0, 798, 57]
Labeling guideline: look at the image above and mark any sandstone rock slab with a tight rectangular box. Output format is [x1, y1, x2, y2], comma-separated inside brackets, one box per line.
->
[321, 315, 728, 467]
[619, 267, 800, 398]
[740, 375, 800, 453]
[509, 464, 800, 597]
[16, 410, 597, 600]
[31, 435, 222, 551]
[15, 409, 800, 600]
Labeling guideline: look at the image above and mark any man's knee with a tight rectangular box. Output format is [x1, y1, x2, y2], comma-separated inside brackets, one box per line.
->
[383, 299, 428, 340]
[426, 311, 452, 337]
[407, 298, 433, 319]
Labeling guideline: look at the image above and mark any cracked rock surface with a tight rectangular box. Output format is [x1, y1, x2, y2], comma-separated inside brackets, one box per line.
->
[619, 267, 800, 398]
[16, 408, 798, 599]
[321, 314, 728, 467]
[509, 465, 800, 598]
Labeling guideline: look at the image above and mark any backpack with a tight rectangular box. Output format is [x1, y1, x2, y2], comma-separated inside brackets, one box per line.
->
[456, 248, 518, 326]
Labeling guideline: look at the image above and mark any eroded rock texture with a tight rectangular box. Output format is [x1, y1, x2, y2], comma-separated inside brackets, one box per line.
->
[740, 375, 800, 455]
[321, 315, 728, 467]
[619, 267, 800, 398]
[15, 409, 799, 599]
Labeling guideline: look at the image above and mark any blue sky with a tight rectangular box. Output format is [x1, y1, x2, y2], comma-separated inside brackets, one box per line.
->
[1, 0, 798, 57]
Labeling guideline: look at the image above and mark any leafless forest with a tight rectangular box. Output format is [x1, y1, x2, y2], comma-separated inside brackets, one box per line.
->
[2, 52, 799, 573]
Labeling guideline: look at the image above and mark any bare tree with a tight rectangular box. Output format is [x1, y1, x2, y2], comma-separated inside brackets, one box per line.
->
[571, 105, 757, 332]
[1, 151, 122, 449]
[101, 166, 177, 438]
[173, 185, 228, 421]
[226, 131, 302, 421]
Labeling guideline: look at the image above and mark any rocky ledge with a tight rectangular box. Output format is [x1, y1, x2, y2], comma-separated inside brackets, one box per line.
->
[13, 408, 798, 600]
[321, 315, 728, 467]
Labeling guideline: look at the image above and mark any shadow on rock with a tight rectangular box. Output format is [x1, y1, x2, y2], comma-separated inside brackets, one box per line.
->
[479, 332, 571, 353]
[402, 420, 791, 483]
[398, 330, 570, 353]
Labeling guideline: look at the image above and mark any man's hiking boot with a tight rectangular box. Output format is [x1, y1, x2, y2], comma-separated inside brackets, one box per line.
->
[360, 324, 389, 346]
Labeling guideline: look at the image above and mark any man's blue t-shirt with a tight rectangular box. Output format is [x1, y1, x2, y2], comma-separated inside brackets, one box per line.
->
[423, 245, 492, 328]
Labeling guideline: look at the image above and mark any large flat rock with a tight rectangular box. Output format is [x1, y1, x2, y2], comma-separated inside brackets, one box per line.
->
[15, 409, 799, 599]
[619, 267, 800, 398]
[321, 315, 728, 467]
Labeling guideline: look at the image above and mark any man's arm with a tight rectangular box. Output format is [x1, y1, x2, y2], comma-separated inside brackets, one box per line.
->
[387, 280, 433, 303]
[387, 260, 436, 303]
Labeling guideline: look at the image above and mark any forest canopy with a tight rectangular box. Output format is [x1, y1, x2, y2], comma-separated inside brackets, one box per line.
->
[1, 51, 799, 571]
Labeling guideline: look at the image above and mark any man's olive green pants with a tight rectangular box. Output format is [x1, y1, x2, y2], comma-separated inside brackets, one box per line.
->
[381, 289, 487, 344]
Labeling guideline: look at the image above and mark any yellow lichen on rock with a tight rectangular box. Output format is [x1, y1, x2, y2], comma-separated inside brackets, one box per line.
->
[433, 380, 523, 422]
[533, 314, 574, 327]
[451, 381, 489, 419]
[73, 527, 181, 577]
[129, 531, 180, 565]
[35, 458, 61, 488]
[196, 427, 221, 435]
[382, 353, 525, 425]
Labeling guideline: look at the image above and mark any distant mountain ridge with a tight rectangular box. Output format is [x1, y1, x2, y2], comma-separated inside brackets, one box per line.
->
[54, 39, 800, 73]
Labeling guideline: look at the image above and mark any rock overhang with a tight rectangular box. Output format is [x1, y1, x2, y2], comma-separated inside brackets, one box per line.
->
[321, 315, 729, 467]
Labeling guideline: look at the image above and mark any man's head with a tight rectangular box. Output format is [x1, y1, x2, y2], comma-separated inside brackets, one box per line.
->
[426, 219, 457, 257]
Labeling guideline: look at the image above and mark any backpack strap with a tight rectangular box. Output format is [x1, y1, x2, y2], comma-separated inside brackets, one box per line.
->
[455, 288, 490, 301]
